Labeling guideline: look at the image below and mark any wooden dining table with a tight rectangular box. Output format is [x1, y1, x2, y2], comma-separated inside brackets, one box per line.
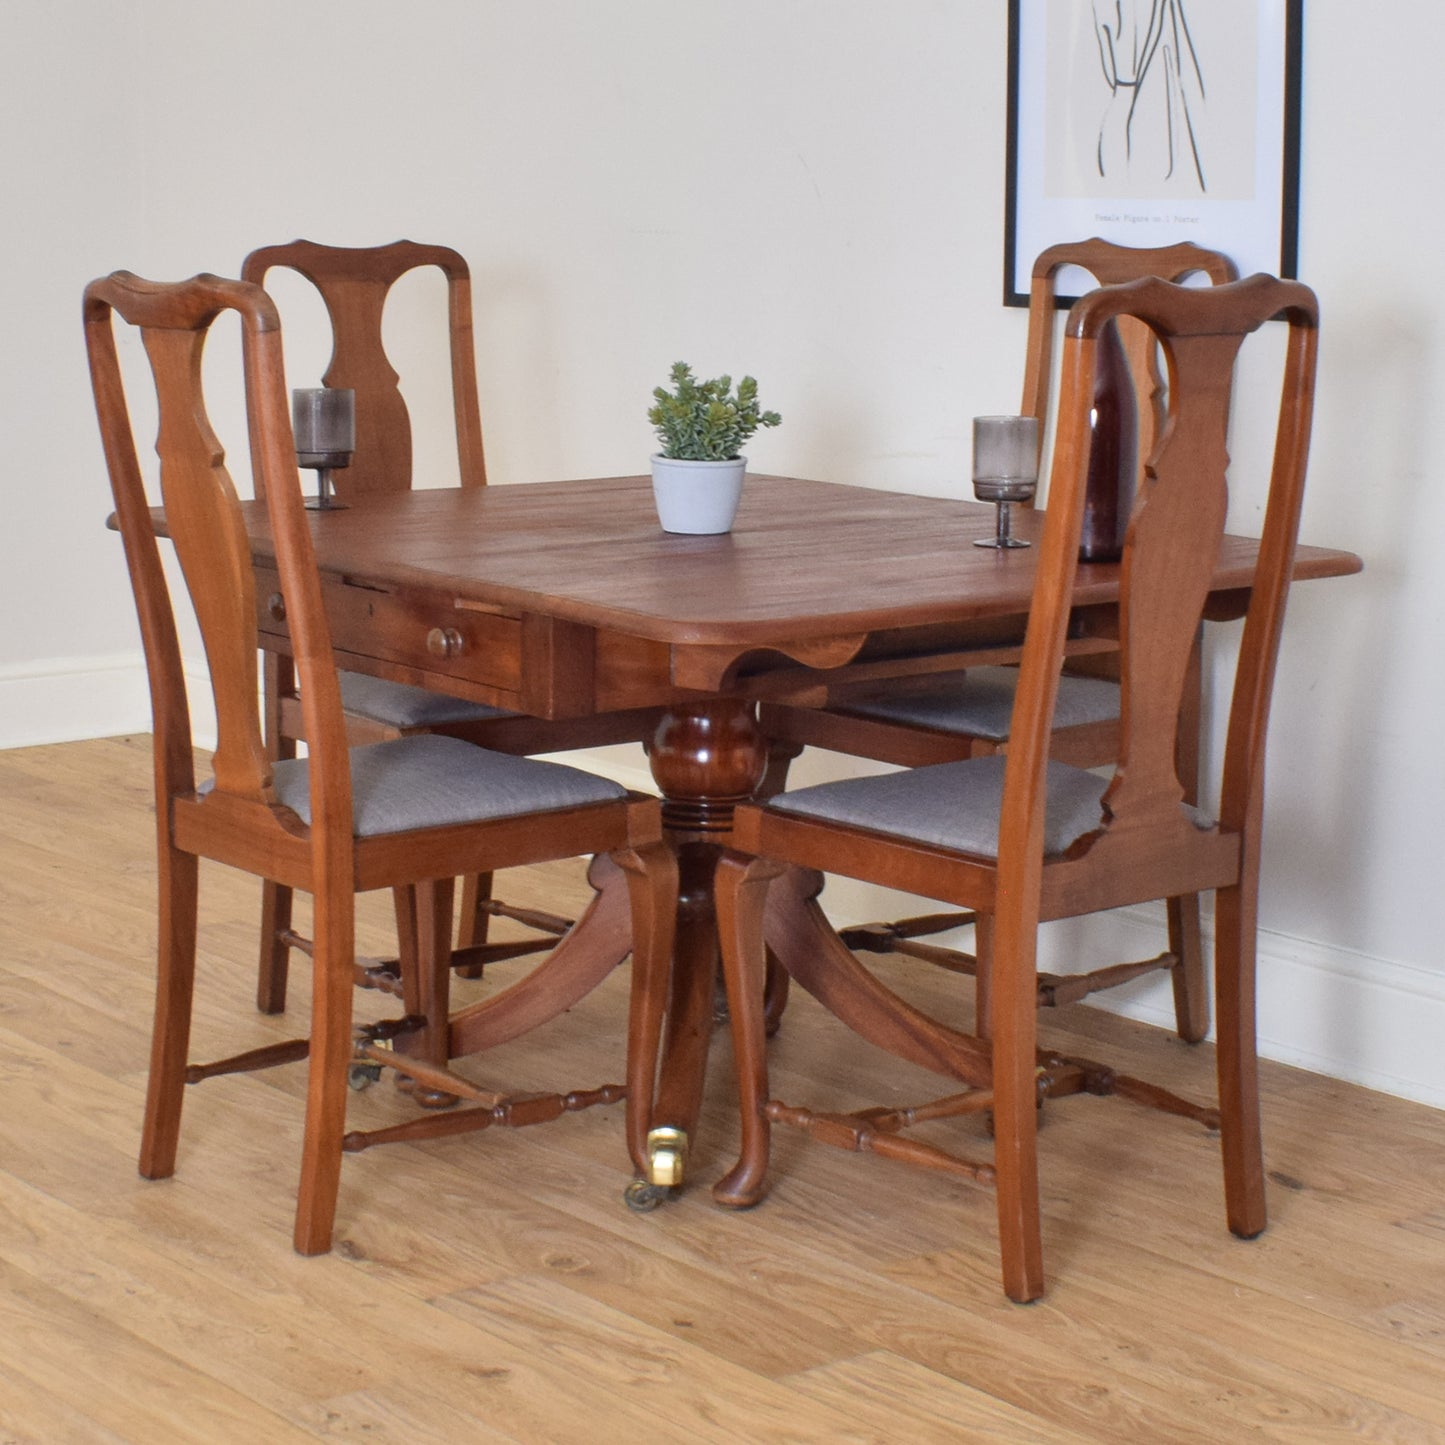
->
[239, 473, 1362, 1185]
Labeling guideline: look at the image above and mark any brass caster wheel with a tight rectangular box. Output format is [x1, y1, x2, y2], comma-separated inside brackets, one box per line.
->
[645, 1125, 689, 1188]
[348, 1062, 383, 1091]
[623, 1178, 676, 1213]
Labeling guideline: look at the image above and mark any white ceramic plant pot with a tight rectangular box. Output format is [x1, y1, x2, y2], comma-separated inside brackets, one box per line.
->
[650, 454, 747, 535]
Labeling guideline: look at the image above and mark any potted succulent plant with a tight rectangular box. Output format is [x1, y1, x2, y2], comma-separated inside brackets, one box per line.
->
[648, 361, 781, 534]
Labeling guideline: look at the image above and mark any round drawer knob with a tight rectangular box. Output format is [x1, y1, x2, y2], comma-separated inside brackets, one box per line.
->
[266, 592, 286, 623]
[426, 626, 465, 660]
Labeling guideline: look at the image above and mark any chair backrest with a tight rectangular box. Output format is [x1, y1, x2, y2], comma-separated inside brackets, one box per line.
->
[84, 271, 352, 839]
[1020, 238, 1239, 476]
[241, 239, 486, 501]
[1005, 274, 1319, 866]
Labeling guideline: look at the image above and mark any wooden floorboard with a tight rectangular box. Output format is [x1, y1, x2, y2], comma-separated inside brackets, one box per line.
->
[2, 735, 1444, 1443]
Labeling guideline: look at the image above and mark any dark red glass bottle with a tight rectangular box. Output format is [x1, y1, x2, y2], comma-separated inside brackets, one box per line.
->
[1079, 317, 1138, 562]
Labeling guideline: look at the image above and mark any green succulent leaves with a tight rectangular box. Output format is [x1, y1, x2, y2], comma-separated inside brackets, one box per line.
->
[648, 361, 781, 461]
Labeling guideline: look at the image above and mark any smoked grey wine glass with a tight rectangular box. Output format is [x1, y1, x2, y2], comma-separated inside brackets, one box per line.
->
[292, 387, 355, 511]
[972, 414, 1039, 549]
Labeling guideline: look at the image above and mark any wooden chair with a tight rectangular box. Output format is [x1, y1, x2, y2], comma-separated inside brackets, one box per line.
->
[757, 239, 1239, 1044]
[86, 269, 676, 1253]
[241, 240, 661, 1016]
[712, 274, 1320, 1301]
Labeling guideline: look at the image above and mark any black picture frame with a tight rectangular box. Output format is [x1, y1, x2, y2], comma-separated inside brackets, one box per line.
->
[1004, 0, 1302, 307]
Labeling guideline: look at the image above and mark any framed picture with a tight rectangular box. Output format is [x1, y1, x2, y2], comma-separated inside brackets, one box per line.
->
[1004, 0, 1302, 306]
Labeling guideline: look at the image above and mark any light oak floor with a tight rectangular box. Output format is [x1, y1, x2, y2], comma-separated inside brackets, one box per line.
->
[3, 736, 1445, 1443]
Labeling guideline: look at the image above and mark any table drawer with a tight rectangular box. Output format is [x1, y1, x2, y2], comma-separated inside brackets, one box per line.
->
[255, 566, 524, 697]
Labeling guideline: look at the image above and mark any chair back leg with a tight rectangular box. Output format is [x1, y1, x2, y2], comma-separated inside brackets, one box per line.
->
[257, 652, 298, 1015]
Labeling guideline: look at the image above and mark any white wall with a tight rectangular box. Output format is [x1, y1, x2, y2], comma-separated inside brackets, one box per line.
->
[3, 1, 1441, 1105]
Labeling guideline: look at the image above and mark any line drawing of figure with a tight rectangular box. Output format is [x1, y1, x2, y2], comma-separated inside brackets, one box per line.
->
[1092, 0, 1207, 192]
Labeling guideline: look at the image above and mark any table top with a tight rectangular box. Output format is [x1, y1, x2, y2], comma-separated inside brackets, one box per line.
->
[241, 475, 1362, 651]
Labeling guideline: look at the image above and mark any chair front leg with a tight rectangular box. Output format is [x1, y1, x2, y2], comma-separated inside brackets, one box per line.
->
[455, 870, 495, 955]
[391, 881, 459, 1110]
[988, 902, 1045, 1304]
[973, 912, 995, 1041]
[293, 882, 358, 1256]
[414, 878, 456, 1069]
[258, 878, 294, 1014]
[1167, 894, 1207, 1042]
[1213, 876, 1266, 1239]
[713, 852, 787, 1209]
[139, 840, 199, 1180]
[393, 885, 420, 1008]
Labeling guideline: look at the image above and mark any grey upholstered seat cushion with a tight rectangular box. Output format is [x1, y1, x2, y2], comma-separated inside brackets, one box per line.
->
[842, 666, 1120, 742]
[339, 670, 513, 728]
[271, 734, 627, 838]
[769, 755, 1110, 860]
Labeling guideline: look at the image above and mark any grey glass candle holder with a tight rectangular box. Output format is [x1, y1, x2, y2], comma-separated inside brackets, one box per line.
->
[972, 414, 1039, 549]
[292, 387, 355, 511]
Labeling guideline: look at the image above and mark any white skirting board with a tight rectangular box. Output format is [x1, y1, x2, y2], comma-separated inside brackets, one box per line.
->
[0, 653, 154, 749]
[4, 665, 1440, 1112]
[0, 654, 216, 752]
